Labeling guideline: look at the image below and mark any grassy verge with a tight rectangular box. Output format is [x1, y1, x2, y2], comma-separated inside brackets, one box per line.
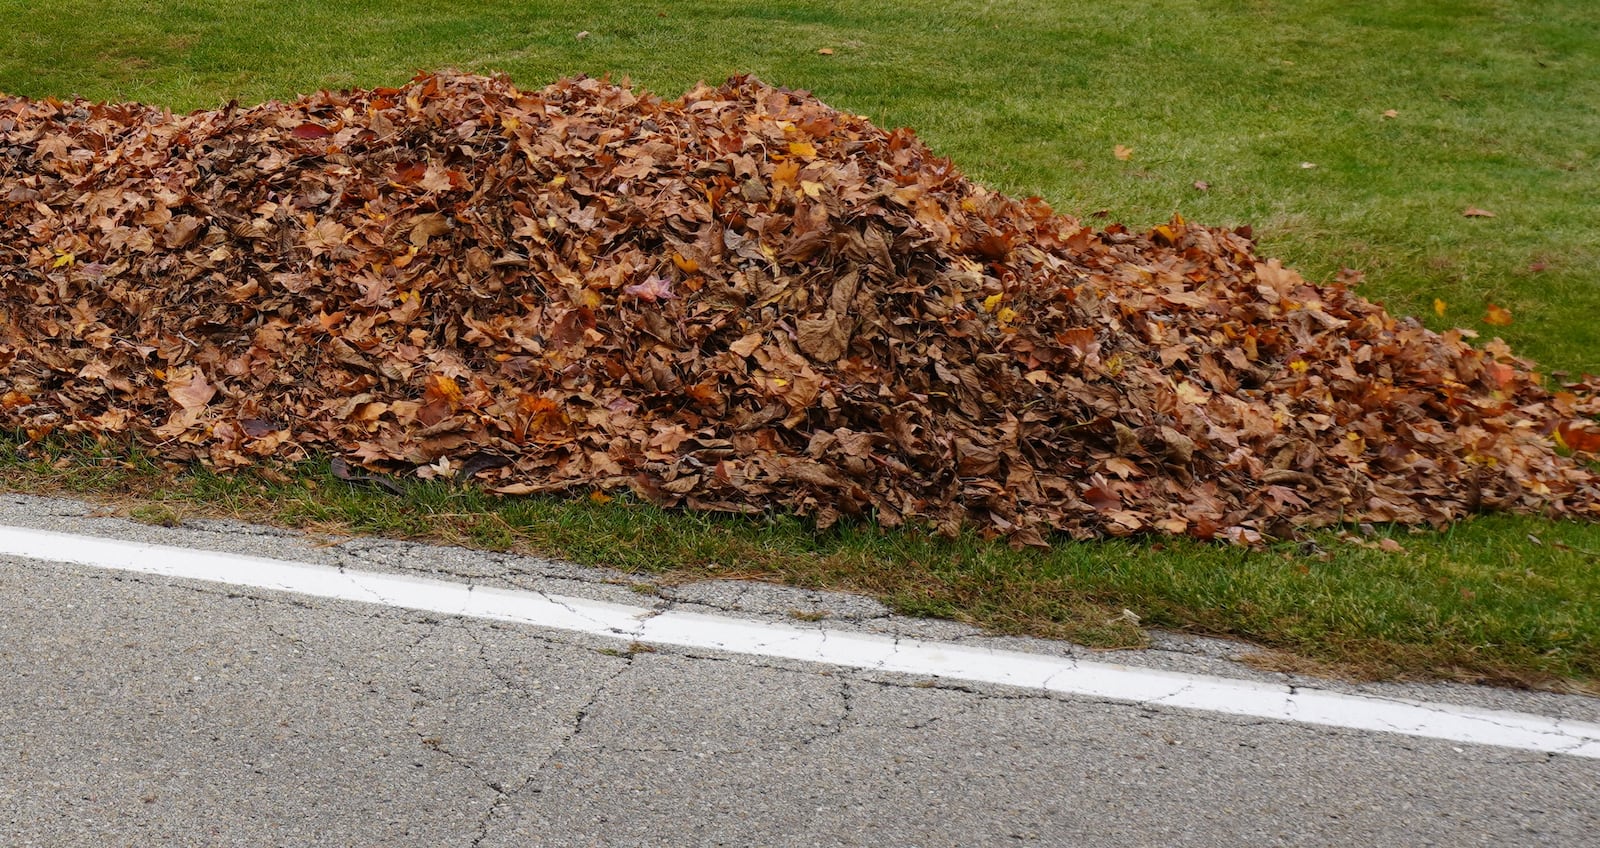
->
[2, 1, 1598, 688]
[5, 435, 1597, 692]
[4, 0, 1596, 369]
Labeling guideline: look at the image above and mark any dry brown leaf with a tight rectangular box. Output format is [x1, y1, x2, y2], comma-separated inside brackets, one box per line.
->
[1, 70, 1595, 548]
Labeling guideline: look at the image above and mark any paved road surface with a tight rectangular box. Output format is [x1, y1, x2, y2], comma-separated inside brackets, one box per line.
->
[2, 494, 1597, 846]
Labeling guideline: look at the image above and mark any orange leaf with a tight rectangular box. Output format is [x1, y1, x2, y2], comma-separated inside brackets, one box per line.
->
[816, 48, 835, 56]
[1113, 145, 1133, 161]
[1483, 303, 1513, 326]
[1557, 421, 1600, 453]
[1463, 207, 1496, 218]
[423, 373, 464, 407]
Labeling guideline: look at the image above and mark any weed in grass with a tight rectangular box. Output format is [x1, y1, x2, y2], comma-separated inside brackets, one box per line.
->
[127, 503, 183, 528]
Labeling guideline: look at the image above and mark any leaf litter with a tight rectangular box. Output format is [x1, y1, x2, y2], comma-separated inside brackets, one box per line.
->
[2, 70, 1598, 547]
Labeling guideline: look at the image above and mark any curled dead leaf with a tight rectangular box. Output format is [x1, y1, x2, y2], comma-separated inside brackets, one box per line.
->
[1484, 303, 1514, 326]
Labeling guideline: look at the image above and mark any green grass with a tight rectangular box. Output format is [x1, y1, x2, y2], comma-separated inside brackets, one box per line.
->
[6, 436, 1599, 690]
[2, 1, 1599, 687]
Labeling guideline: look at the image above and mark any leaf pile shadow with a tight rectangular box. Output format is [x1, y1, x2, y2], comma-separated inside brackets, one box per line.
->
[3, 71, 1598, 546]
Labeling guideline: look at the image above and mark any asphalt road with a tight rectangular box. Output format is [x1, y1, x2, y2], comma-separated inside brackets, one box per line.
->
[2, 494, 1597, 847]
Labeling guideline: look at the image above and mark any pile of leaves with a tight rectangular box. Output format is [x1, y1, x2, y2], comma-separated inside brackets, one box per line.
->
[3, 71, 1598, 545]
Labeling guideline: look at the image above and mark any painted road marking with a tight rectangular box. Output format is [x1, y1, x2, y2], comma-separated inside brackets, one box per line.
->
[2, 523, 1597, 758]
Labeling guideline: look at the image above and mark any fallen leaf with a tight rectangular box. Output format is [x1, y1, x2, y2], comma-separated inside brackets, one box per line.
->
[727, 333, 763, 357]
[1484, 303, 1514, 326]
[1463, 207, 1496, 218]
[165, 368, 216, 410]
[1192, 180, 1210, 191]
[292, 122, 334, 140]
[817, 48, 835, 55]
[1382, 109, 1399, 119]
[624, 275, 676, 303]
[1113, 145, 1133, 161]
[1557, 421, 1600, 453]
[1433, 298, 1447, 317]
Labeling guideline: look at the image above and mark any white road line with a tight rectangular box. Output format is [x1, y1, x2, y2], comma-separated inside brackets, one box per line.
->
[2, 523, 1597, 758]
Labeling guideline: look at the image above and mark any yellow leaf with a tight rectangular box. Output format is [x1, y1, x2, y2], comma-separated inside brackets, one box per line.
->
[996, 306, 1019, 324]
[799, 180, 824, 198]
[787, 141, 816, 159]
[52, 252, 75, 268]
[1484, 303, 1514, 326]
[589, 490, 614, 505]
[983, 293, 1004, 313]
[424, 373, 464, 406]
[1433, 298, 1447, 317]
[671, 252, 699, 273]
[772, 159, 800, 187]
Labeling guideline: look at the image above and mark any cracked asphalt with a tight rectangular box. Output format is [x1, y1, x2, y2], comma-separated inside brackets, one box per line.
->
[2, 494, 1598, 846]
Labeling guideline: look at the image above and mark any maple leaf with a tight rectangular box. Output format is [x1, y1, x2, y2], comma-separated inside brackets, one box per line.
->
[623, 275, 677, 303]
[1113, 145, 1133, 161]
[165, 368, 216, 410]
[1484, 304, 1514, 326]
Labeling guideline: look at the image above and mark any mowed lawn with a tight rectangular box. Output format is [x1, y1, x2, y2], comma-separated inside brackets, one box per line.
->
[2, 0, 1598, 688]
